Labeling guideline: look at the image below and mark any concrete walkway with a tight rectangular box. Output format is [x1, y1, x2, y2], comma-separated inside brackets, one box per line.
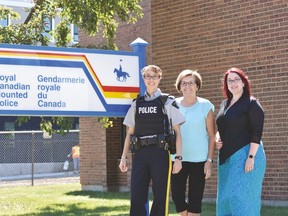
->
[0, 171, 78, 181]
[0, 171, 80, 187]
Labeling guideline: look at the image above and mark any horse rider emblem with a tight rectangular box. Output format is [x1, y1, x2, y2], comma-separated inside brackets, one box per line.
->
[114, 62, 130, 82]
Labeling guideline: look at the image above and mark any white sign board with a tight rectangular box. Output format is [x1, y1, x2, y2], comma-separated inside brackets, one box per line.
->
[0, 44, 140, 117]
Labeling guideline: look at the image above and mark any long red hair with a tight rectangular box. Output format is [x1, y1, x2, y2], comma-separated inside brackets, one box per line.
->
[222, 67, 251, 100]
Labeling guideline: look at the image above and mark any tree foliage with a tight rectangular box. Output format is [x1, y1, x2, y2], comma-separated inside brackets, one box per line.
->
[58, 0, 142, 49]
[0, 0, 143, 134]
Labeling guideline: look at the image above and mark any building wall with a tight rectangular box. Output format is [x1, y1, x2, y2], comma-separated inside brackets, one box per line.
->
[80, 0, 288, 202]
[80, 117, 108, 191]
[151, 0, 288, 202]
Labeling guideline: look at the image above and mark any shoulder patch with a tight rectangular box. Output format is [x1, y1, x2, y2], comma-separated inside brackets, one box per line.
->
[159, 94, 169, 105]
[160, 94, 175, 102]
[172, 101, 179, 109]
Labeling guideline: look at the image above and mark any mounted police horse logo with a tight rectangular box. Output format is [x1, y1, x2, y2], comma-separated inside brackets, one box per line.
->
[114, 60, 130, 82]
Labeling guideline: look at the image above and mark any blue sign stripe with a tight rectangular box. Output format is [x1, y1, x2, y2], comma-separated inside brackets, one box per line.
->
[0, 106, 130, 117]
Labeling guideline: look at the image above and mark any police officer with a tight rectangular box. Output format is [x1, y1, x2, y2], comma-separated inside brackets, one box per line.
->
[119, 65, 185, 216]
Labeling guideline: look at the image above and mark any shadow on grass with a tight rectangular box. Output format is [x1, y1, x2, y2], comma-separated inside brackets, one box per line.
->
[16, 203, 130, 216]
[63, 191, 178, 214]
[66, 190, 130, 200]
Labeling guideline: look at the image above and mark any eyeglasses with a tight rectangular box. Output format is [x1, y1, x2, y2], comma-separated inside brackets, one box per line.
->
[227, 77, 241, 85]
[181, 81, 196, 87]
[143, 75, 160, 80]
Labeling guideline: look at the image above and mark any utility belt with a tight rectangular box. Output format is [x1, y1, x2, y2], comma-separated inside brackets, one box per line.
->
[130, 133, 176, 154]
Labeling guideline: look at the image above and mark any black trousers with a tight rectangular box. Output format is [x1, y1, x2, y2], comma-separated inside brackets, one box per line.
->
[130, 145, 171, 216]
[171, 161, 206, 213]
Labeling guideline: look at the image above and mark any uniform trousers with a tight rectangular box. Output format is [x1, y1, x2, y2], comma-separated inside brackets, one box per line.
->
[130, 145, 171, 216]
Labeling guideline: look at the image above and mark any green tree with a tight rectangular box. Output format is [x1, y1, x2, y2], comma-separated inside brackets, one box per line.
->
[0, 0, 143, 134]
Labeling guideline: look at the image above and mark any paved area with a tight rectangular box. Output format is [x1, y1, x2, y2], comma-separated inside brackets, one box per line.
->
[0, 172, 80, 187]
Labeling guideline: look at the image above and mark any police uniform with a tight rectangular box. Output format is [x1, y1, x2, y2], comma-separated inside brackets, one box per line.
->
[123, 88, 185, 216]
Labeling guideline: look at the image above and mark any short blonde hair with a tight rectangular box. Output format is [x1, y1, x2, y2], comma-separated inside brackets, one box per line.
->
[175, 69, 202, 92]
[141, 65, 162, 77]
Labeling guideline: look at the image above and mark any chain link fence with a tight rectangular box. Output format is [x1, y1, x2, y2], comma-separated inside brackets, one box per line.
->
[0, 130, 79, 186]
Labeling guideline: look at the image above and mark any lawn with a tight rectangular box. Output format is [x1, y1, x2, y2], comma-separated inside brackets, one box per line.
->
[0, 183, 287, 215]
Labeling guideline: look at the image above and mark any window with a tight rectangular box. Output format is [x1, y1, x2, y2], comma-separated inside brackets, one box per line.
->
[0, 16, 9, 27]
[43, 17, 52, 32]
[73, 25, 78, 42]
[75, 123, 79, 130]
[4, 122, 15, 132]
[42, 16, 54, 41]
[4, 122, 15, 147]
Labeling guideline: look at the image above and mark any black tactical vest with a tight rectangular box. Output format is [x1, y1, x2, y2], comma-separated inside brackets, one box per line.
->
[134, 96, 168, 137]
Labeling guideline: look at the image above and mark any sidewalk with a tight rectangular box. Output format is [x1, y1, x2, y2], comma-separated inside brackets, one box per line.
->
[0, 171, 80, 187]
[1, 171, 78, 181]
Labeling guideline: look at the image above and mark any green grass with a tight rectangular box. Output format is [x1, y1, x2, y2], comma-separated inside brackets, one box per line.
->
[0, 183, 287, 215]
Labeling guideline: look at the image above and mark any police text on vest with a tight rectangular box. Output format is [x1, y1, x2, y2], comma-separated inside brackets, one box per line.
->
[138, 106, 157, 114]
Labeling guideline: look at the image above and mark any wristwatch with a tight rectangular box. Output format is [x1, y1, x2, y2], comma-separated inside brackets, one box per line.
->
[175, 156, 183, 161]
[207, 158, 214, 163]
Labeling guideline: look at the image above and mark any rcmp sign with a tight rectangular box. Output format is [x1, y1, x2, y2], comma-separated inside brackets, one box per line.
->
[0, 42, 144, 117]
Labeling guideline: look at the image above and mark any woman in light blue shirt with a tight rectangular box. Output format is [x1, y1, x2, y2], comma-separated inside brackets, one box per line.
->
[171, 69, 216, 216]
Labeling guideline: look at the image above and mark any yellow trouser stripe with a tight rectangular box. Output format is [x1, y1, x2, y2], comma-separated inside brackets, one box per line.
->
[165, 152, 172, 216]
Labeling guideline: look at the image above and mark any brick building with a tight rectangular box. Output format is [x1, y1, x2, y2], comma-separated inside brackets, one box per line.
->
[79, 0, 288, 205]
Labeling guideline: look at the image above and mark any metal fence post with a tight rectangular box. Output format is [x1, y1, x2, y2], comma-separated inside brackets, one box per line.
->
[31, 132, 35, 186]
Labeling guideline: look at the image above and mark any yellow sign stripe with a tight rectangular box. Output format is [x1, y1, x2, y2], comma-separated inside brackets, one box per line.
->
[103, 92, 138, 99]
